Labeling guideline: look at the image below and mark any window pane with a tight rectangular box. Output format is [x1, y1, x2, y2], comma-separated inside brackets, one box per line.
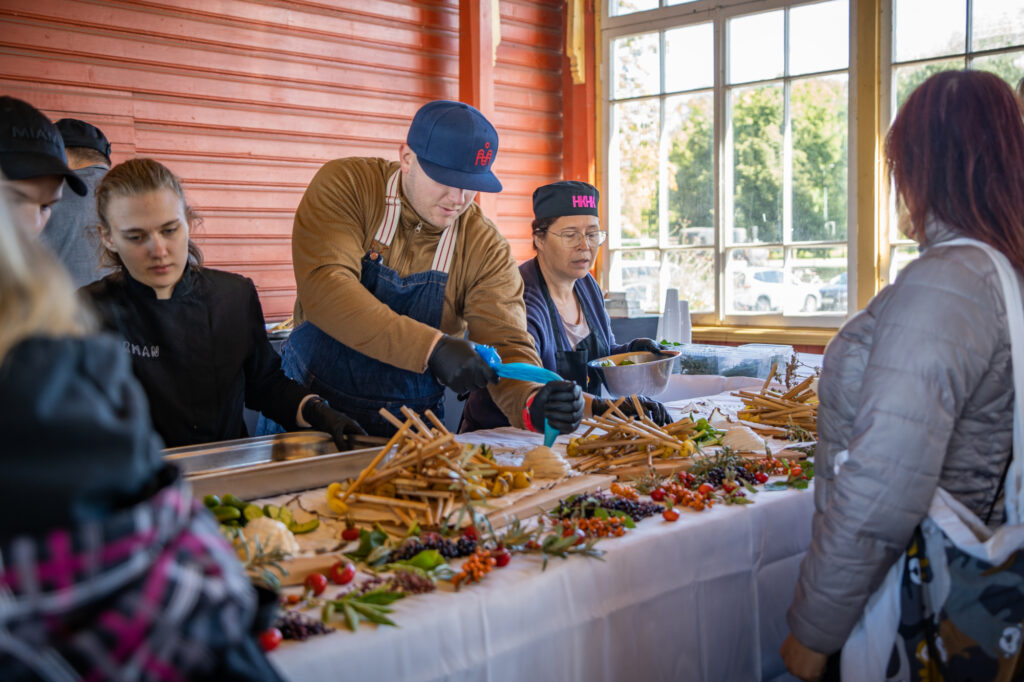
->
[665, 23, 714, 92]
[613, 32, 660, 98]
[971, 50, 1024, 87]
[972, 0, 1024, 50]
[725, 246, 784, 313]
[667, 0, 701, 5]
[610, 0, 659, 18]
[666, 249, 715, 313]
[893, 0, 966, 62]
[790, 0, 849, 75]
[892, 59, 963, 114]
[610, 249, 661, 313]
[611, 99, 660, 246]
[666, 93, 714, 247]
[728, 10, 784, 83]
[730, 84, 783, 245]
[790, 245, 847, 315]
[890, 244, 919, 281]
[791, 75, 849, 242]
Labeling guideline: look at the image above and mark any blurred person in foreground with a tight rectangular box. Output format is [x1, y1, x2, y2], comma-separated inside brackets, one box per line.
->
[782, 70, 1024, 681]
[0, 95, 86, 235]
[0, 176, 283, 680]
[462, 180, 669, 430]
[80, 158, 365, 450]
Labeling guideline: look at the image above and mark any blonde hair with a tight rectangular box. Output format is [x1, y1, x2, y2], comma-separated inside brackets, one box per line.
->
[95, 158, 204, 270]
[0, 177, 93, 363]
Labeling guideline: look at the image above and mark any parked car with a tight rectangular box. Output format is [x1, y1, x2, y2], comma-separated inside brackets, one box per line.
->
[729, 267, 821, 314]
[819, 272, 848, 312]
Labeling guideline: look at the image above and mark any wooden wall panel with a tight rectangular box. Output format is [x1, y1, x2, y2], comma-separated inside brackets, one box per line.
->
[0, 0, 565, 319]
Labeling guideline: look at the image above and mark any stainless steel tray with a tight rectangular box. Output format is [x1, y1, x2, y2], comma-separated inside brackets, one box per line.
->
[163, 432, 389, 500]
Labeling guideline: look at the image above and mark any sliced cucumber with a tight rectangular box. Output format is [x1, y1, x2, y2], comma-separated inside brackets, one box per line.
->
[289, 518, 320, 534]
[263, 504, 281, 520]
[278, 507, 294, 528]
[243, 504, 264, 522]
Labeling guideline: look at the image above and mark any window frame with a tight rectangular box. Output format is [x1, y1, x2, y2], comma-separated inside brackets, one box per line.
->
[600, 0, 855, 330]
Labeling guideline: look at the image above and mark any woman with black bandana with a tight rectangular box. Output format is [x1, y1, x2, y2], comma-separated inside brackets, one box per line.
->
[462, 181, 669, 431]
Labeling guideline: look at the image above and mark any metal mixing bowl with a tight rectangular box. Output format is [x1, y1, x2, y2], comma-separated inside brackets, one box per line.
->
[588, 350, 680, 397]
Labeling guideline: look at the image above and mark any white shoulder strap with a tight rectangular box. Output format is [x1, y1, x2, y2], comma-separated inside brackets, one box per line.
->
[938, 237, 1024, 523]
[430, 219, 459, 275]
[372, 171, 403, 247]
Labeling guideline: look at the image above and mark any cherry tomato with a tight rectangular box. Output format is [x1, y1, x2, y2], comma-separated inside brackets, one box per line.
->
[492, 549, 511, 567]
[755, 472, 769, 484]
[329, 561, 356, 585]
[790, 466, 803, 478]
[259, 627, 283, 652]
[341, 526, 360, 542]
[304, 572, 328, 596]
[722, 481, 737, 494]
[650, 488, 666, 502]
[698, 483, 714, 496]
[284, 593, 301, 605]
[662, 509, 680, 522]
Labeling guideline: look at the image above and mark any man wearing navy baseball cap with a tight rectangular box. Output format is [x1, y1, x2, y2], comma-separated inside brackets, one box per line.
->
[0, 96, 87, 236]
[259, 100, 584, 438]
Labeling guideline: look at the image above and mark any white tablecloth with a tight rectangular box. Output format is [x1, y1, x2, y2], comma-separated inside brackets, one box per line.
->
[270, 382, 822, 682]
[270, 485, 812, 681]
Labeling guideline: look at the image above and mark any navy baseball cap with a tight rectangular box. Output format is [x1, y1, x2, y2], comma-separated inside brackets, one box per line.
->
[533, 180, 600, 220]
[406, 100, 502, 193]
[56, 118, 111, 160]
[0, 97, 86, 195]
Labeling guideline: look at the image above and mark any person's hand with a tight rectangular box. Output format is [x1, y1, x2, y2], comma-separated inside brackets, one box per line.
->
[302, 397, 367, 451]
[780, 634, 828, 682]
[528, 381, 584, 434]
[628, 338, 665, 354]
[593, 395, 670, 425]
[428, 336, 499, 394]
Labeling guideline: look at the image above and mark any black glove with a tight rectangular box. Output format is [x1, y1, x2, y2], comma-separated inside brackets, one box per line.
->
[302, 397, 367, 451]
[628, 338, 665, 354]
[529, 380, 584, 434]
[593, 394, 670, 426]
[428, 336, 499, 394]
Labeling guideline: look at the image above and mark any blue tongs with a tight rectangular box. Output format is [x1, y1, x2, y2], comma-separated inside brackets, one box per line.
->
[475, 344, 561, 447]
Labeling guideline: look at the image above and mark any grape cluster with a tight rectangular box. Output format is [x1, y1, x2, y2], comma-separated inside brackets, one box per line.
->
[389, 535, 477, 562]
[390, 569, 436, 594]
[702, 466, 756, 488]
[554, 492, 662, 522]
[275, 610, 333, 641]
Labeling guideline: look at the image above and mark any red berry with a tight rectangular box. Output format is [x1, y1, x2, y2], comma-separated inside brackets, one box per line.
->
[650, 488, 666, 502]
[493, 549, 511, 567]
[284, 593, 301, 605]
[329, 561, 356, 585]
[462, 525, 478, 542]
[259, 627, 283, 652]
[791, 466, 803, 478]
[662, 509, 680, 522]
[342, 526, 360, 542]
[755, 472, 769, 484]
[304, 572, 328, 596]
[722, 481, 737, 493]
[698, 483, 714, 496]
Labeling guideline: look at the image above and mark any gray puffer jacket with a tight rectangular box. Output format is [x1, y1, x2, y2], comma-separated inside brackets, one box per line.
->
[787, 219, 1019, 654]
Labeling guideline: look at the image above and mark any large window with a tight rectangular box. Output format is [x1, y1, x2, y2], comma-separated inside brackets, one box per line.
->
[604, 0, 850, 326]
[883, 0, 1024, 284]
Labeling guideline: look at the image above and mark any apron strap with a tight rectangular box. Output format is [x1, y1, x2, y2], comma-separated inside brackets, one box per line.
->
[372, 171, 403, 247]
[372, 170, 459, 275]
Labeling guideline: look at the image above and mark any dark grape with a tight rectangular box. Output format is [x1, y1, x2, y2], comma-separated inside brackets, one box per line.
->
[388, 535, 477, 562]
[276, 610, 333, 641]
[552, 492, 662, 522]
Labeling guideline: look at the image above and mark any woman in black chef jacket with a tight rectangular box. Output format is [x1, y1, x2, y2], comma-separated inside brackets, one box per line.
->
[81, 158, 366, 449]
[461, 181, 669, 431]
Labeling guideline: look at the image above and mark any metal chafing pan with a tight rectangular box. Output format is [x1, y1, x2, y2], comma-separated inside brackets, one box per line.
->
[163, 432, 389, 500]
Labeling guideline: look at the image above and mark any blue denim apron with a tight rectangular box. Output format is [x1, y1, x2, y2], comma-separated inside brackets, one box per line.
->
[259, 171, 459, 437]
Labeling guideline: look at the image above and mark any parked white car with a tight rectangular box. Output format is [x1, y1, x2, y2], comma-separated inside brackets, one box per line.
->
[729, 267, 821, 314]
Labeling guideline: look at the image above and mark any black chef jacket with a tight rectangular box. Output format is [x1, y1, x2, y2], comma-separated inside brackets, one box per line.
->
[82, 267, 308, 448]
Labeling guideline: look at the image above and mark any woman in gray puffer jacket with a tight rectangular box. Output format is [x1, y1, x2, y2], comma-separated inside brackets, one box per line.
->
[782, 70, 1024, 680]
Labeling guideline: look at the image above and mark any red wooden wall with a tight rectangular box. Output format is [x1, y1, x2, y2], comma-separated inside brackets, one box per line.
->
[0, 0, 565, 320]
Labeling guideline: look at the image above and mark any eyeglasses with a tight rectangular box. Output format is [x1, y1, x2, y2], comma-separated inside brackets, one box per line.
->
[547, 230, 608, 247]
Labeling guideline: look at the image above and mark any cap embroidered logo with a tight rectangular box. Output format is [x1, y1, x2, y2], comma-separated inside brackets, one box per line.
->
[474, 142, 493, 168]
[571, 195, 596, 209]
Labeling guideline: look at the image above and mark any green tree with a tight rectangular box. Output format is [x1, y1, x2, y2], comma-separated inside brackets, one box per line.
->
[731, 86, 783, 243]
[667, 95, 714, 242]
[792, 78, 848, 241]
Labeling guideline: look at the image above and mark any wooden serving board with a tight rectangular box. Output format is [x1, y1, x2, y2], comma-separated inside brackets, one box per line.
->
[272, 473, 615, 586]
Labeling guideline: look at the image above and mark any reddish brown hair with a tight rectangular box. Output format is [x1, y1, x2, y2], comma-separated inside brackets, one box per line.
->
[886, 70, 1024, 266]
